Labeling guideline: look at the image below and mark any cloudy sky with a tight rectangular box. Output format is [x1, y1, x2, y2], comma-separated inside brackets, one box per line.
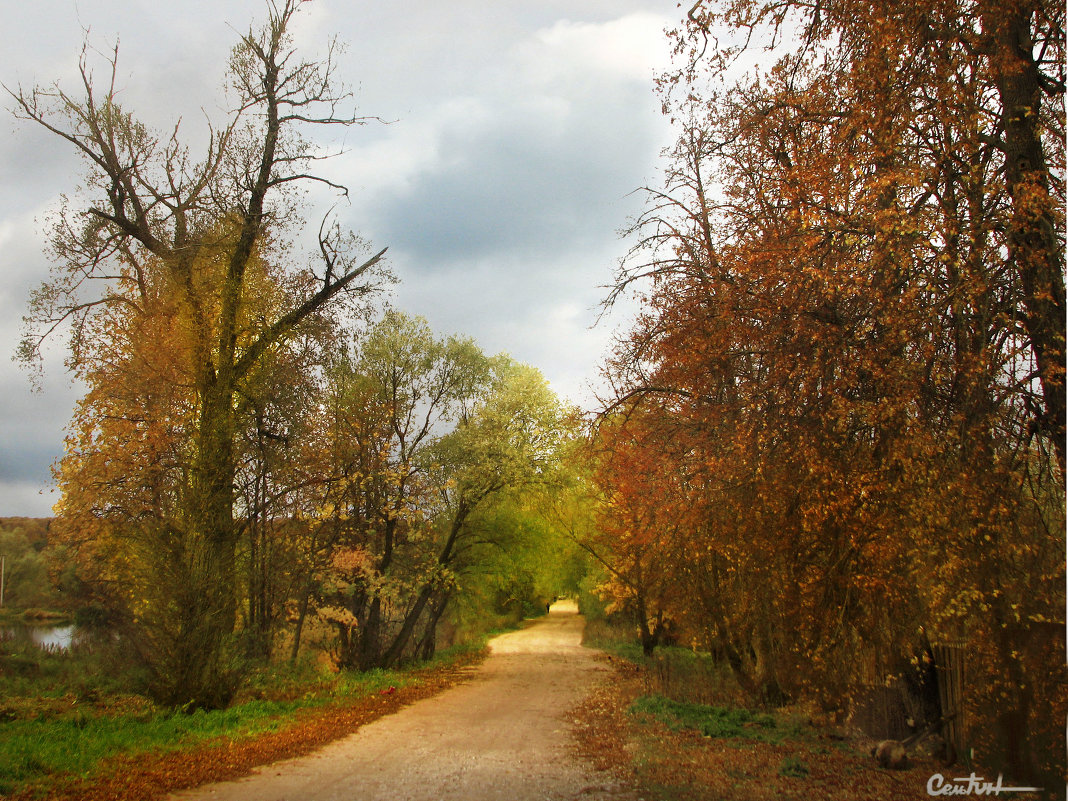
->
[0, 0, 681, 516]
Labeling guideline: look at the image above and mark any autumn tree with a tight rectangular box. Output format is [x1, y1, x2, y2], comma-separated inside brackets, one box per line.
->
[234, 286, 346, 661]
[599, 0, 1064, 780]
[579, 410, 690, 657]
[11, 0, 388, 708]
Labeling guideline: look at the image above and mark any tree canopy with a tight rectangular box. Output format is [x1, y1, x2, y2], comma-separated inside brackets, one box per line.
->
[591, 0, 1064, 783]
[12, 0, 388, 708]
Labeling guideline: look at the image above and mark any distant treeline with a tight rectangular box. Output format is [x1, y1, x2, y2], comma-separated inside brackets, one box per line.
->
[0, 518, 62, 614]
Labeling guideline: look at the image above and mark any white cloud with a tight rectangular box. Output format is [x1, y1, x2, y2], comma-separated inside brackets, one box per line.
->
[519, 13, 673, 83]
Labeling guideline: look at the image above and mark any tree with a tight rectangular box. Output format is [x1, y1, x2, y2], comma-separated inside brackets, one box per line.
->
[316, 311, 492, 670]
[671, 0, 1065, 469]
[316, 313, 576, 669]
[581, 411, 689, 657]
[0, 522, 54, 611]
[234, 286, 344, 661]
[11, 0, 388, 708]
[598, 0, 1064, 779]
[388, 360, 576, 665]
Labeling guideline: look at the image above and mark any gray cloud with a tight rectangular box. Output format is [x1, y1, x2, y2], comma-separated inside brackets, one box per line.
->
[0, 381, 73, 484]
[0, 359, 80, 515]
[0, 0, 679, 514]
[367, 86, 659, 266]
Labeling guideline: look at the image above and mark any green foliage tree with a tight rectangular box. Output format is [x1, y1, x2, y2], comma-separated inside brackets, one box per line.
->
[384, 361, 576, 664]
[0, 523, 54, 611]
[316, 313, 578, 669]
[315, 311, 491, 669]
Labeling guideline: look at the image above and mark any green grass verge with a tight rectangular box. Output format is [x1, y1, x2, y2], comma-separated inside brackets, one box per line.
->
[629, 694, 796, 743]
[0, 642, 483, 796]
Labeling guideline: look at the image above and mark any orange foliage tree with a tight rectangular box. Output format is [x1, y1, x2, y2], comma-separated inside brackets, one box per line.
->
[595, 0, 1064, 782]
[583, 409, 694, 657]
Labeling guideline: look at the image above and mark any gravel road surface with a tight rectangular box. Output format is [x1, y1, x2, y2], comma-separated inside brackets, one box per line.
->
[168, 600, 635, 801]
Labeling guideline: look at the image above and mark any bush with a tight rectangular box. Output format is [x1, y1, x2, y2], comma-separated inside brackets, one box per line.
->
[582, 620, 745, 709]
[640, 647, 743, 707]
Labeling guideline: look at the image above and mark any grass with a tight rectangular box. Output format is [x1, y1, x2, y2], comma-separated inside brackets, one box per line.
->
[629, 695, 783, 742]
[0, 679, 385, 793]
[0, 636, 488, 798]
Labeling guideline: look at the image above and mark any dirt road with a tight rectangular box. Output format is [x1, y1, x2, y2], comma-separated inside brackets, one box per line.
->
[169, 600, 635, 801]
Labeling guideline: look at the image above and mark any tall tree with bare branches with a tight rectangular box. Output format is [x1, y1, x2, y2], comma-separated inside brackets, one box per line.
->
[9, 0, 388, 708]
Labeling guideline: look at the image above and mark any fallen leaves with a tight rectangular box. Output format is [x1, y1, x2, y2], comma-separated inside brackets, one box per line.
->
[571, 656, 939, 801]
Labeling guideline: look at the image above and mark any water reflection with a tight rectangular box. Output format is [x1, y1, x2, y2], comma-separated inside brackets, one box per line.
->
[1, 623, 78, 651]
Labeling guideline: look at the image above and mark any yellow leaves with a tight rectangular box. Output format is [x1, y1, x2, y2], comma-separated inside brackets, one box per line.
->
[330, 546, 372, 574]
[316, 605, 358, 629]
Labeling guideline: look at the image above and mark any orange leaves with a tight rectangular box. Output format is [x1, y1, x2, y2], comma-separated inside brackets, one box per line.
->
[329, 546, 373, 574]
[600, 4, 1064, 773]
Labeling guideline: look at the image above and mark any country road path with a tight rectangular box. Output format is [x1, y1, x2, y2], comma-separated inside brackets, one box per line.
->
[168, 600, 638, 801]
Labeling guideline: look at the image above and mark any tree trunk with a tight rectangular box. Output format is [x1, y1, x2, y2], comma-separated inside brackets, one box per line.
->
[157, 377, 241, 709]
[357, 596, 384, 671]
[289, 579, 313, 664]
[636, 596, 661, 657]
[981, 0, 1066, 471]
[382, 500, 469, 668]
[418, 592, 451, 661]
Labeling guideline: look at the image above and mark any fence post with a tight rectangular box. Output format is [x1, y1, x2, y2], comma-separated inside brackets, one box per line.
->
[933, 643, 965, 760]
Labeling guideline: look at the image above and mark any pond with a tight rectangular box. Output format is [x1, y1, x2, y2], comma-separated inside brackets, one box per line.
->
[1, 623, 79, 651]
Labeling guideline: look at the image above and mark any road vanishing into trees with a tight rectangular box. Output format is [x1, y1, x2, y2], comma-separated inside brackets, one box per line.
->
[169, 601, 636, 801]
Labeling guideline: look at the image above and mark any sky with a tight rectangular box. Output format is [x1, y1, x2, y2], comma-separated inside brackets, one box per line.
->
[0, 0, 681, 516]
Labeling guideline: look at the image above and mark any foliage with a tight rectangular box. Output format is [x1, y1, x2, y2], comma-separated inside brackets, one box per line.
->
[312, 312, 580, 669]
[0, 520, 59, 613]
[11, 0, 388, 709]
[593, 0, 1066, 784]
